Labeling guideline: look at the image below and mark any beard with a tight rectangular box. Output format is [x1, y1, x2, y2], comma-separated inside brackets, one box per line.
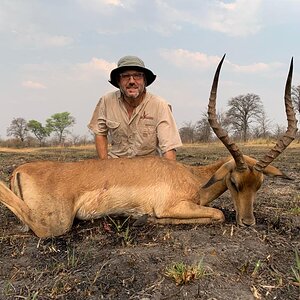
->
[120, 84, 145, 100]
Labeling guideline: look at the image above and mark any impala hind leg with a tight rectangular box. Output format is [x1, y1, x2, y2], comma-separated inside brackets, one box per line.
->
[152, 201, 225, 225]
[0, 181, 35, 227]
[0, 181, 73, 238]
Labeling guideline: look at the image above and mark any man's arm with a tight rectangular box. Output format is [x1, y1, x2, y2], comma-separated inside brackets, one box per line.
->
[95, 135, 108, 159]
[156, 101, 182, 160]
[163, 149, 176, 160]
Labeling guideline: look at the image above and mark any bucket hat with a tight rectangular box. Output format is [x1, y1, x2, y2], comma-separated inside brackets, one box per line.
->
[109, 56, 156, 88]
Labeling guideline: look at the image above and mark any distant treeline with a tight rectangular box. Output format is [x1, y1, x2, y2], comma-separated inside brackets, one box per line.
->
[1, 87, 300, 148]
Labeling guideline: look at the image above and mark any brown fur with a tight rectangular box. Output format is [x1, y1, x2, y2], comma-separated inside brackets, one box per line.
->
[0, 56, 295, 238]
[0, 155, 287, 238]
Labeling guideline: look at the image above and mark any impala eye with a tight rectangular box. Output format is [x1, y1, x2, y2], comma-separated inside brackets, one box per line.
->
[230, 176, 239, 191]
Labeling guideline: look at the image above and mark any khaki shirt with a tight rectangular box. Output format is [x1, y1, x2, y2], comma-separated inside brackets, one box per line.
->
[88, 90, 182, 158]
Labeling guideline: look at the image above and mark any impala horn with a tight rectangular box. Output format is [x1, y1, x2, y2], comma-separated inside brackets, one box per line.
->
[254, 58, 298, 172]
[208, 54, 247, 171]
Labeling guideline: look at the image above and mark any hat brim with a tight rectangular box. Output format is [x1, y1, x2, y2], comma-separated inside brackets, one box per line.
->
[109, 66, 156, 88]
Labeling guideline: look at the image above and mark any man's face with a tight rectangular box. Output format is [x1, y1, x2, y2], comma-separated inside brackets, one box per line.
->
[118, 70, 145, 99]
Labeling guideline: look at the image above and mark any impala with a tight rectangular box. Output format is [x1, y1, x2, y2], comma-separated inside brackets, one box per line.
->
[0, 55, 297, 238]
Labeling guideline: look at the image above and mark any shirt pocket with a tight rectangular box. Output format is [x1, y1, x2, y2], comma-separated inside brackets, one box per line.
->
[139, 124, 157, 150]
[106, 119, 121, 144]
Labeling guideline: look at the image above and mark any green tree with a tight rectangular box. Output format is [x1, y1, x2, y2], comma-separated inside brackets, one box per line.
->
[27, 120, 51, 146]
[46, 112, 75, 144]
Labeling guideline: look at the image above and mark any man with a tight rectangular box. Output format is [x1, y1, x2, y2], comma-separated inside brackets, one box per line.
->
[88, 55, 182, 160]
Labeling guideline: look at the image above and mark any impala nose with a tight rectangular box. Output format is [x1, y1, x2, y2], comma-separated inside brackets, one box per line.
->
[240, 218, 256, 227]
[237, 215, 256, 227]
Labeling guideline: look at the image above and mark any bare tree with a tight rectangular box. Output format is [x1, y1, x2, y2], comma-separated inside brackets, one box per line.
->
[292, 85, 300, 113]
[7, 117, 28, 143]
[179, 122, 196, 143]
[216, 110, 231, 135]
[70, 134, 81, 146]
[226, 93, 264, 142]
[195, 113, 212, 142]
[272, 124, 286, 140]
[252, 110, 272, 139]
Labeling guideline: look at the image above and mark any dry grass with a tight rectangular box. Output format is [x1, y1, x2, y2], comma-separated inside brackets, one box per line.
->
[1, 139, 300, 154]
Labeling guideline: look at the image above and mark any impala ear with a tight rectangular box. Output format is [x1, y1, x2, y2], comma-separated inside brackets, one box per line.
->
[202, 160, 236, 188]
[263, 165, 293, 180]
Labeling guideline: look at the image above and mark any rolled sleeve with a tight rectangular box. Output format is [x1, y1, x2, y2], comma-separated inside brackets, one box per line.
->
[88, 98, 108, 136]
[157, 102, 182, 153]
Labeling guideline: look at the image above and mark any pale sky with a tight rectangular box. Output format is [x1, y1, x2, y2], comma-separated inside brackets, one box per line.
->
[1, 0, 299, 139]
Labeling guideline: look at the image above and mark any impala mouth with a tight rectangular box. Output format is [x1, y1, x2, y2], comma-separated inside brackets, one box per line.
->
[241, 221, 256, 227]
[237, 216, 256, 227]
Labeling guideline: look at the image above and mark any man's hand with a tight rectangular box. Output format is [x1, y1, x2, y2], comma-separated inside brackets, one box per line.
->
[163, 149, 176, 160]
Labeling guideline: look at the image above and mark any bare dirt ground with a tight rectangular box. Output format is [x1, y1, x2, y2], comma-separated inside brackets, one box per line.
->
[0, 144, 299, 300]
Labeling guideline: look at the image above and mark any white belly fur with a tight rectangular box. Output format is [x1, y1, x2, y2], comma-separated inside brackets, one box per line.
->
[75, 184, 171, 220]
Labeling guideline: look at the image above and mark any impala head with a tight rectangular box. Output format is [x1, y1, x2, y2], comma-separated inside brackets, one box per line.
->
[207, 55, 297, 226]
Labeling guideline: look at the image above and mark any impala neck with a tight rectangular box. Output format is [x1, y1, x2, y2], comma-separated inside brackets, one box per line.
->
[199, 178, 227, 206]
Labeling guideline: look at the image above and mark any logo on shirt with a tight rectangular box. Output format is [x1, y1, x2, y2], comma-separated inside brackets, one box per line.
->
[140, 111, 154, 120]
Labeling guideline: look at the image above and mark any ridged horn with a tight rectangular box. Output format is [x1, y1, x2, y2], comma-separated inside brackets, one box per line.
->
[254, 58, 298, 172]
[208, 54, 247, 171]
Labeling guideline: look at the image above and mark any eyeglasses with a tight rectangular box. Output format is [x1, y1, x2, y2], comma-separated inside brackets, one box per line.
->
[119, 72, 144, 81]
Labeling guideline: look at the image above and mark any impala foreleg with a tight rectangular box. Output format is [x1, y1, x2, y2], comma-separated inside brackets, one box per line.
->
[151, 201, 225, 225]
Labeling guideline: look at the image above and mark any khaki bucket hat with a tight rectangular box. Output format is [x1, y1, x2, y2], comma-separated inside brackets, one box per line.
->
[109, 56, 156, 88]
